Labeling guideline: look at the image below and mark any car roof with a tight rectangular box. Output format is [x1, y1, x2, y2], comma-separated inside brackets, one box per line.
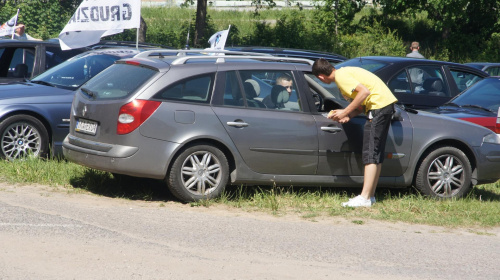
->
[0, 39, 71, 47]
[121, 49, 315, 72]
[346, 56, 475, 67]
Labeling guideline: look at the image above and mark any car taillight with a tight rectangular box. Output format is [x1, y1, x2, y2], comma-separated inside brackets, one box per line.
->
[496, 109, 500, 134]
[117, 100, 161, 135]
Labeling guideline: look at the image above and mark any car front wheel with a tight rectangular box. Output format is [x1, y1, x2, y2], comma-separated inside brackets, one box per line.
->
[167, 144, 229, 202]
[0, 115, 49, 160]
[415, 146, 472, 198]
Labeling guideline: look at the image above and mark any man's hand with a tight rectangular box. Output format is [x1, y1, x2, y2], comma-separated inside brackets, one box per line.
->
[327, 110, 350, 123]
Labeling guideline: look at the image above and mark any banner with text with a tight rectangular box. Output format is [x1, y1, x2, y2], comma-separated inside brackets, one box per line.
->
[59, 0, 141, 50]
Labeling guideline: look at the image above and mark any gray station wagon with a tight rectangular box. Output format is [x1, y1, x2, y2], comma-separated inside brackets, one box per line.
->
[62, 50, 500, 202]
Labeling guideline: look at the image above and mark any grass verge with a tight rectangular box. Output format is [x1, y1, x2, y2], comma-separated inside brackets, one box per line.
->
[1, 157, 498, 228]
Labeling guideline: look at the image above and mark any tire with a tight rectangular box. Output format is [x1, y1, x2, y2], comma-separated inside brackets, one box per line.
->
[167, 144, 229, 202]
[415, 146, 472, 198]
[0, 115, 49, 160]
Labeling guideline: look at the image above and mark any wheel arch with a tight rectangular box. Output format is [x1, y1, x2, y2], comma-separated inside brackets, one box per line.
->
[0, 110, 54, 145]
[413, 139, 478, 185]
[165, 137, 236, 182]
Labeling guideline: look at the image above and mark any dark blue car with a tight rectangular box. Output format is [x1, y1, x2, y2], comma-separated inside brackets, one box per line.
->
[0, 48, 140, 160]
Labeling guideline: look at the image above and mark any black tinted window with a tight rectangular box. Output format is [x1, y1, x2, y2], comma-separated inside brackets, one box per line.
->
[82, 63, 156, 99]
[153, 74, 214, 103]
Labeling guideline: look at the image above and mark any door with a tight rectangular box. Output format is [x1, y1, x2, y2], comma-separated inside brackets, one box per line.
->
[212, 70, 319, 175]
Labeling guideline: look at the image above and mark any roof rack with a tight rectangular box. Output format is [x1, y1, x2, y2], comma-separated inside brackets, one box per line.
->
[134, 49, 273, 59]
[133, 49, 314, 65]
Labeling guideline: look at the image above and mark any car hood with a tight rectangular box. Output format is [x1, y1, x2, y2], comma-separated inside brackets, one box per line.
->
[426, 106, 495, 118]
[0, 82, 73, 102]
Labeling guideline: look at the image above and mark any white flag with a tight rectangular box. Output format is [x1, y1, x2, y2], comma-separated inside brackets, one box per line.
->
[207, 28, 230, 51]
[0, 11, 18, 37]
[59, 0, 141, 50]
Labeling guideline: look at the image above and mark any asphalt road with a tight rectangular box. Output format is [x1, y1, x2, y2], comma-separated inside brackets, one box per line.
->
[0, 183, 499, 280]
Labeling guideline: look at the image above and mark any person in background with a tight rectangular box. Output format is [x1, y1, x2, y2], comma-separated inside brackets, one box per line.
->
[406, 41, 425, 59]
[14, 23, 40, 40]
[312, 58, 398, 208]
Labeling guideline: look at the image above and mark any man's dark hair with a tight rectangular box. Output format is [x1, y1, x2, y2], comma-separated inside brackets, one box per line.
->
[312, 58, 334, 76]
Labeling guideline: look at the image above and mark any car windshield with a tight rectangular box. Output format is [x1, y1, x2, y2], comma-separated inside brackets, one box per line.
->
[31, 49, 139, 90]
[334, 58, 389, 73]
[31, 53, 118, 89]
[450, 78, 500, 113]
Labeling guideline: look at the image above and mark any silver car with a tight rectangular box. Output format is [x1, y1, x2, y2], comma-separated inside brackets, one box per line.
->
[63, 51, 500, 202]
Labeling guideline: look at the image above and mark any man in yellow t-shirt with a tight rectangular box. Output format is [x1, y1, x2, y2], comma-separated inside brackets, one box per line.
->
[312, 58, 398, 207]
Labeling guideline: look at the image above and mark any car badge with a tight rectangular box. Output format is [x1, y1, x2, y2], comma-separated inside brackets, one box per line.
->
[82, 105, 87, 117]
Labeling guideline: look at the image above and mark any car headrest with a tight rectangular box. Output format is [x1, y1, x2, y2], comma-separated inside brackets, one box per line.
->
[271, 85, 289, 108]
[244, 79, 260, 97]
[423, 77, 443, 92]
[14, 64, 28, 78]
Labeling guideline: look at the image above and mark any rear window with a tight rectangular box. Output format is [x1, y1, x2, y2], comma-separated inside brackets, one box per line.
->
[335, 58, 388, 73]
[81, 64, 156, 100]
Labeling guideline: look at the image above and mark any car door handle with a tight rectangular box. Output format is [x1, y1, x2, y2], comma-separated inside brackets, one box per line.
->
[321, 126, 342, 133]
[227, 121, 249, 128]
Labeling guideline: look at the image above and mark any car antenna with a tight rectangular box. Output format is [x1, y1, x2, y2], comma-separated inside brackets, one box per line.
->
[183, 31, 190, 50]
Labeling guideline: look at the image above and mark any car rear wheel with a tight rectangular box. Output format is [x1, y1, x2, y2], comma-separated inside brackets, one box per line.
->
[167, 144, 229, 202]
[0, 115, 49, 160]
[415, 146, 472, 198]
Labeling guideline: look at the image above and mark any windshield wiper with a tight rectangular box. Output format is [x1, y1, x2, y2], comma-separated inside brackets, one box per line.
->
[441, 102, 461, 108]
[30, 80, 54, 87]
[80, 87, 96, 98]
[460, 104, 494, 113]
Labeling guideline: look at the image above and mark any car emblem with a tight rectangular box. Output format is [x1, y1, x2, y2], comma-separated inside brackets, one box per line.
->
[82, 105, 87, 117]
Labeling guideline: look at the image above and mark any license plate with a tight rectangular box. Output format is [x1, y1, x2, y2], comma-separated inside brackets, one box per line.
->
[75, 118, 98, 135]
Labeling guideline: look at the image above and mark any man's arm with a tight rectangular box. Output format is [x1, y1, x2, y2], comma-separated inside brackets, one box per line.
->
[330, 83, 369, 121]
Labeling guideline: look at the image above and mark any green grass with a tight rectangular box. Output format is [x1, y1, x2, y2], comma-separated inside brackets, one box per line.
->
[0, 157, 499, 228]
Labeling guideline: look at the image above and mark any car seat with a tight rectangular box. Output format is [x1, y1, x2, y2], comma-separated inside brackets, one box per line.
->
[13, 64, 28, 78]
[423, 77, 446, 96]
[270, 85, 290, 109]
[243, 79, 266, 108]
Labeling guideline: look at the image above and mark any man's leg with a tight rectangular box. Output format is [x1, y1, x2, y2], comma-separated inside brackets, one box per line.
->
[361, 163, 382, 199]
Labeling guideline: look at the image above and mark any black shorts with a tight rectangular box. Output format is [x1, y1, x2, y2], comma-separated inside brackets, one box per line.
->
[362, 103, 395, 165]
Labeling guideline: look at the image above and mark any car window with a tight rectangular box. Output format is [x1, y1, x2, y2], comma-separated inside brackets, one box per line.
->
[154, 74, 214, 103]
[389, 66, 449, 97]
[45, 47, 83, 70]
[82, 63, 156, 100]
[228, 70, 302, 111]
[485, 66, 500, 76]
[449, 70, 484, 92]
[0, 47, 35, 78]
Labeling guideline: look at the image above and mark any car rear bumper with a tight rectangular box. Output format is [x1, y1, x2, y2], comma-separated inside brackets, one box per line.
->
[62, 135, 180, 179]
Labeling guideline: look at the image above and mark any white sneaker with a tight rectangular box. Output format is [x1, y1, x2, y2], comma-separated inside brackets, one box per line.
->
[342, 195, 373, 207]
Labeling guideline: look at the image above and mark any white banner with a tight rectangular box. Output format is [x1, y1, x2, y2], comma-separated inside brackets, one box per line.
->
[0, 11, 19, 37]
[59, 0, 141, 50]
[207, 27, 230, 51]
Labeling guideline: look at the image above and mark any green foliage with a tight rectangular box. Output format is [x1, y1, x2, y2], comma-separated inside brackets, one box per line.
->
[0, 0, 77, 39]
[338, 21, 406, 58]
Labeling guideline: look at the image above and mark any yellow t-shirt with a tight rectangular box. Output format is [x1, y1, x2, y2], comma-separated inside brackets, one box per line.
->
[335, 67, 397, 112]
